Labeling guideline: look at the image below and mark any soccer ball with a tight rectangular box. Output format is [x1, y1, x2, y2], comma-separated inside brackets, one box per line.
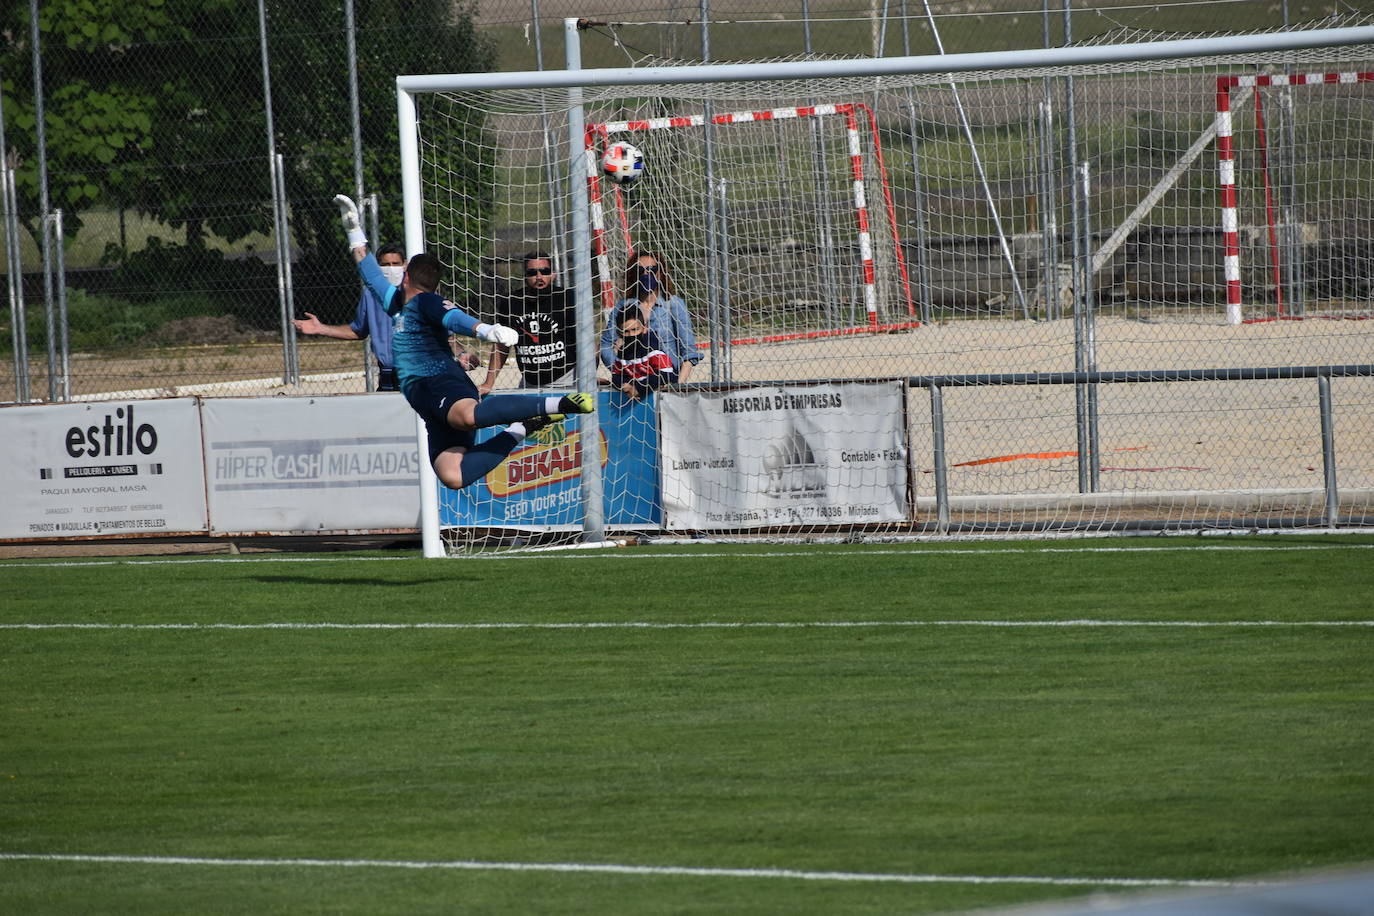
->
[601, 141, 646, 185]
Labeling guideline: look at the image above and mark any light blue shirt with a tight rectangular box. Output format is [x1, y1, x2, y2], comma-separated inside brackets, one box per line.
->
[348, 287, 395, 368]
[599, 294, 701, 374]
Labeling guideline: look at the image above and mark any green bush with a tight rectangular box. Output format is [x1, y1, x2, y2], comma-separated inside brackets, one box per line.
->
[97, 237, 283, 330]
[2, 287, 237, 353]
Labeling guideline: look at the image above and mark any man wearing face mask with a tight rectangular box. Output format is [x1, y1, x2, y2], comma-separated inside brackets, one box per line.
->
[293, 241, 407, 391]
[296, 197, 482, 390]
[599, 250, 701, 384]
[480, 251, 581, 395]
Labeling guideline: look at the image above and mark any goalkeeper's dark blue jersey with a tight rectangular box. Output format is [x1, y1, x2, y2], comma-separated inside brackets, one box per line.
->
[391, 292, 480, 395]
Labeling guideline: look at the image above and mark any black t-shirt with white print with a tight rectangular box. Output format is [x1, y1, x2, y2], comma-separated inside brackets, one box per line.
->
[492, 285, 578, 388]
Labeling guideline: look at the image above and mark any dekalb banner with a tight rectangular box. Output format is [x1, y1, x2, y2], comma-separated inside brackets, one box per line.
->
[0, 399, 208, 539]
[658, 381, 909, 530]
[443, 390, 660, 530]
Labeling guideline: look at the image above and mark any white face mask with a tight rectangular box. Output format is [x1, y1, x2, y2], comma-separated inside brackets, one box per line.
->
[379, 265, 405, 287]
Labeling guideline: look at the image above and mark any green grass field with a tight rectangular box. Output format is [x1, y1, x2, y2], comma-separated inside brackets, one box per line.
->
[3, 537, 1373, 914]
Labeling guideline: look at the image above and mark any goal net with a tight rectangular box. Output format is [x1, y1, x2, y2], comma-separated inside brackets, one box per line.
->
[587, 102, 916, 338]
[401, 25, 1374, 552]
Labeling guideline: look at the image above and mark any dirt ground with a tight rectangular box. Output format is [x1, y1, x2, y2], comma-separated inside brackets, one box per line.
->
[5, 314, 1370, 398]
[2, 339, 380, 401]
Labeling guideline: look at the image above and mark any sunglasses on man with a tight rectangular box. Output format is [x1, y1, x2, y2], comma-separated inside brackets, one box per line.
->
[524, 266, 553, 277]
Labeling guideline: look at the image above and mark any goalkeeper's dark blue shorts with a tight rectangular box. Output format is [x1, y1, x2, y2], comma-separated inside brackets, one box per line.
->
[403, 371, 480, 463]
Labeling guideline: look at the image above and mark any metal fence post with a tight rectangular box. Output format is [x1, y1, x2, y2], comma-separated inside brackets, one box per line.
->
[0, 78, 29, 403]
[273, 153, 299, 385]
[342, 0, 373, 393]
[51, 208, 69, 400]
[360, 195, 377, 392]
[1317, 373, 1339, 527]
[716, 177, 733, 382]
[701, 0, 722, 384]
[1038, 98, 1059, 320]
[344, 0, 364, 207]
[929, 383, 951, 533]
[257, 0, 294, 386]
[898, 0, 934, 324]
[28, 0, 55, 401]
[40, 206, 56, 401]
[2, 162, 29, 402]
[1079, 160, 1100, 492]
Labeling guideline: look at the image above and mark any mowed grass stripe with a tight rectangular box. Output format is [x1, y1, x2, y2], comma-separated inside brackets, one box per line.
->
[0, 852, 1257, 887]
[3, 536, 1371, 626]
[5, 620, 1374, 630]
[2, 539, 1373, 572]
[4, 627, 1371, 872]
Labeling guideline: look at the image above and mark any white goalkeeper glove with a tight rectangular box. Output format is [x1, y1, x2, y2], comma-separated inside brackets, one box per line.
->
[475, 323, 519, 347]
[333, 194, 367, 251]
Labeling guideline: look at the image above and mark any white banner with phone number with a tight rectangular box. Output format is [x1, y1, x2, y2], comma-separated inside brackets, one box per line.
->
[658, 381, 909, 530]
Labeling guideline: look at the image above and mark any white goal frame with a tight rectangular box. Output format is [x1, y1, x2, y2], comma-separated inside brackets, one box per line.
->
[397, 22, 1374, 556]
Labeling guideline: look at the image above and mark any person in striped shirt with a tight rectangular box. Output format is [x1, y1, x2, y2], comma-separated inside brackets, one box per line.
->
[610, 308, 676, 401]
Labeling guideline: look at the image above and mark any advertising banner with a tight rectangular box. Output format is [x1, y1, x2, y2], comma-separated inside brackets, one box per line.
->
[202, 394, 421, 533]
[443, 391, 660, 530]
[659, 381, 909, 530]
[0, 399, 208, 539]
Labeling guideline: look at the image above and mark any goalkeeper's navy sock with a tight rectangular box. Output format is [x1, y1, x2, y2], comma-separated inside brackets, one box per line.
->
[472, 394, 545, 427]
[458, 432, 519, 487]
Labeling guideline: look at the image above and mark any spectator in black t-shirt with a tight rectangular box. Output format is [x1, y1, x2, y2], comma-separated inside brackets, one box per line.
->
[479, 251, 580, 393]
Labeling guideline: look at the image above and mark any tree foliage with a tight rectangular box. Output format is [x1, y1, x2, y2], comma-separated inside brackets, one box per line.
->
[267, 0, 495, 298]
[1, 0, 494, 312]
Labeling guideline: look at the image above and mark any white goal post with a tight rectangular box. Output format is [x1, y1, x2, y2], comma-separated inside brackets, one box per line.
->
[397, 23, 1374, 555]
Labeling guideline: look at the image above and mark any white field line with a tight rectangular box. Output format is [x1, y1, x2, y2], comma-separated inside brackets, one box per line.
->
[3, 620, 1372, 630]
[1, 542, 1373, 570]
[0, 852, 1258, 888]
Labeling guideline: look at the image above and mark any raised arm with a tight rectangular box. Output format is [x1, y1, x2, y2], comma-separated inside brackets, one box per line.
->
[335, 195, 368, 257]
[334, 194, 402, 314]
[409, 293, 517, 346]
[356, 252, 400, 315]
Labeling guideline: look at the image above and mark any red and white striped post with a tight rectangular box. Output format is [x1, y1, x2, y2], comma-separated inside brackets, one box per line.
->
[1217, 71, 1374, 324]
[583, 125, 617, 317]
[1215, 76, 1243, 325]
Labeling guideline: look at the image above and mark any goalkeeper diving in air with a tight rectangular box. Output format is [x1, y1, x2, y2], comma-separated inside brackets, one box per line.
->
[331, 195, 594, 490]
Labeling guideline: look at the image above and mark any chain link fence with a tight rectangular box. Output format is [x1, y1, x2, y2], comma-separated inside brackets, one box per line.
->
[0, 0, 1360, 403]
